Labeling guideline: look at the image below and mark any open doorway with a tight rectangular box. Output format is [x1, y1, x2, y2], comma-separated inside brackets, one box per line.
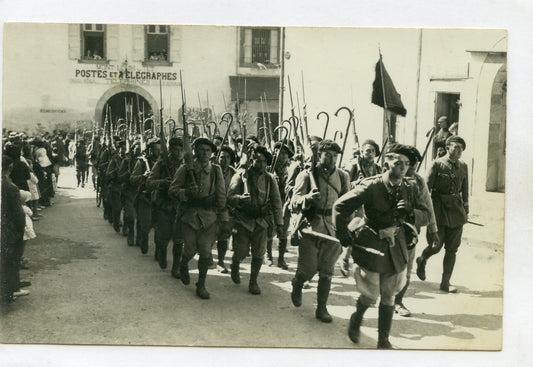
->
[433, 92, 460, 159]
[101, 92, 151, 133]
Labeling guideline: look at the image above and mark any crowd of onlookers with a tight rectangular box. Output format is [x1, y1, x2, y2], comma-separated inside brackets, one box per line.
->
[0, 128, 74, 308]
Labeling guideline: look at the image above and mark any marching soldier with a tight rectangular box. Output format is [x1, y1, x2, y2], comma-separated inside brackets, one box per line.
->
[267, 140, 294, 269]
[118, 141, 141, 247]
[146, 137, 184, 271]
[289, 140, 350, 323]
[106, 138, 126, 233]
[333, 143, 431, 348]
[97, 140, 112, 222]
[130, 138, 161, 254]
[416, 136, 468, 293]
[227, 146, 283, 295]
[74, 139, 89, 188]
[215, 145, 237, 273]
[168, 138, 230, 299]
[87, 136, 101, 190]
[340, 139, 382, 276]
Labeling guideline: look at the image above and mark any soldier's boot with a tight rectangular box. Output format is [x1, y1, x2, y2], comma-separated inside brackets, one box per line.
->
[277, 238, 289, 270]
[158, 243, 168, 270]
[179, 255, 191, 285]
[140, 232, 149, 254]
[230, 258, 241, 284]
[394, 278, 411, 317]
[290, 273, 306, 307]
[135, 221, 141, 247]
[415, 248, 431, 281]
[92, 176, 96, 190]
[154, 232, 160, 261]
[348, 298, 370, 344]
[195, 257, 210, 300]
[171, 242, 183, 279]
[377, 304, 395, 349]
[248, 257, 263, 295]
[126, 219, 135, 246]
[121, 214, 128, 237]
[315, 277, 333, 323]
[113, 212, 121, 233]
[440, 251, 457, 293]
[216, 240, 229, 274]
[266, 239, 274, 265]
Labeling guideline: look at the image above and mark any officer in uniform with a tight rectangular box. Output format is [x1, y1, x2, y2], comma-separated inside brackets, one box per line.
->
[341, 139, 382, 276]
[147, 137, 184, 271]
[87, 136, 101, 190]
[290, 140, 350, 323]
[169, 138, 230, 300]
[416, 136, 468, 293]
[215, 145, 237, 273]
[268, 140, 294, 269]
[106, 138, 126, 233]
[130, 138, 161, 254]
[227, 145, 284, 295]
[118, 141, 141, 246]
[333, 143, 431, 348]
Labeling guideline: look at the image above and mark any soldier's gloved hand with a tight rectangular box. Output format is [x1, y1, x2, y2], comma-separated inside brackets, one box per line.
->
[276, 224, 284, 238]
[239, 193, 251, 206]
[336, 230, 352, 248]
[305, 188, 321, 203]
[427, 230, 440, 247]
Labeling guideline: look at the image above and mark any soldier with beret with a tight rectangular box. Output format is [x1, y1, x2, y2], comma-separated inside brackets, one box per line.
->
[168, 137, 230, 299]
[416, 136, 469, 293]
[227, 145, 284, 295]
[333, 143, 431, 348]
[118, 140, 141, 247]
[267, 140, 295, 269]
[130, 138, 161, 254]
[147, 137, 184, 271]
[215, 145, 237, 273]
[106, 137, 126, 233]
[341, 139, 383, 277]
[290, 139, 350, 323]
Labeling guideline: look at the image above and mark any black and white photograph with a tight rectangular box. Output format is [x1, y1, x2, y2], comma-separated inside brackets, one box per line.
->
[0, 1, 530, 366]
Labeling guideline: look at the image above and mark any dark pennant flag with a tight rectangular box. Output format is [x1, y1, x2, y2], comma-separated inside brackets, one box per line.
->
[371, 58, 407, 117]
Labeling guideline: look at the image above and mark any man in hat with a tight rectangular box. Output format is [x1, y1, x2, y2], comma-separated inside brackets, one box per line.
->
[75, 139, 89, 188]
[130, 137, 161, 254]
[118, 140, 141, 247]
[106, 138, 127, 232]
[340, 139, 383, 277]
[147, 137, 184, 272]
[215, 145, 237, 273]
[416, 136, 468, 293]
[169, 137, 230, 299]
[87, 136, 102, 190]
[227, 145, 283, 295]
[333, 143, 431, 348]
[433, 116, 452, 159]
[267, 140, 295, 269]
[289, 139, 350, 323]
[394, 145, 439, 317]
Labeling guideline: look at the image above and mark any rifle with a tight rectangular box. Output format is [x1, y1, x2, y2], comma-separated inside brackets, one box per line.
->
[179, 70, 196, 187]
[417, 127, 436, 172]
[334, 107, 353, 169]
[263, 92, 274, 148]
[287, 76, 303, 151]
[159, 78, 168, 158]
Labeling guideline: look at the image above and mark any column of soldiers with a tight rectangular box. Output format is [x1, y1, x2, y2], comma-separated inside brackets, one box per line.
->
[91, 112, 469, 350]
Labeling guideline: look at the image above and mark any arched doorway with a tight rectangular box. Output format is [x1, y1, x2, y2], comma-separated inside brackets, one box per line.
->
[485, 64, 506, 193]
[94, 84, 159, 127]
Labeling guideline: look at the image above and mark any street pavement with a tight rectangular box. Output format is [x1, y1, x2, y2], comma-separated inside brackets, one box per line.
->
[0, 166, 503, 350]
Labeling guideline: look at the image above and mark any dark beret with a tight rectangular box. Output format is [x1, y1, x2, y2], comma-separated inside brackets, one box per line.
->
[274, 140, 295, 158]
[318, 139, 342, 154]
[386, 143, 413, 160]
[254, 145, 273, 165]
[446, 136, 466, 150]
[4, 143, 21, 159]
[309, 136, 323, 143]
[361, 139, 380, 156]
[192, 137, 217, 152]
[405, 145, 423, 165]
[113, 135, 121, 142]
[219, 146, 236, 165]
[437, 116, 448, 123]
[168, 137, 184, 147]
[213, 135, 223, 142]
[116, 140, 126, 147]
[246, 135, 260, 145]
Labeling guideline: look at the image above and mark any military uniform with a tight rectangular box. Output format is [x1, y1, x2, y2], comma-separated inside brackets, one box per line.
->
[105, 144, 125, 233]
[228, 158, 283, 295]
[216, 162, 237, 273]
[168, 144, 228, 299]
[97, 145, 112, 223]
[118, 149, 139, 246]
[416, 152, 468, 292]
[130, 155, 156, 254]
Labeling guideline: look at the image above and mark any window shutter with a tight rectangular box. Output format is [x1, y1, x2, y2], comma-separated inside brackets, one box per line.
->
[68, 24, 81, 60]
[132, 25, 145, 62]
[244, 29, 252, 64]
[106, 24, 119, 61]
[169, 26, 182, 63]
[270, 29, 279, 64]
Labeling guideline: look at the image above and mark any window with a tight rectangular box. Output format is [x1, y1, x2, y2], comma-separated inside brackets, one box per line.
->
[240, 28, 280, 67]
[82, 24, 106, 60]
[146, 25, 169, 61]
